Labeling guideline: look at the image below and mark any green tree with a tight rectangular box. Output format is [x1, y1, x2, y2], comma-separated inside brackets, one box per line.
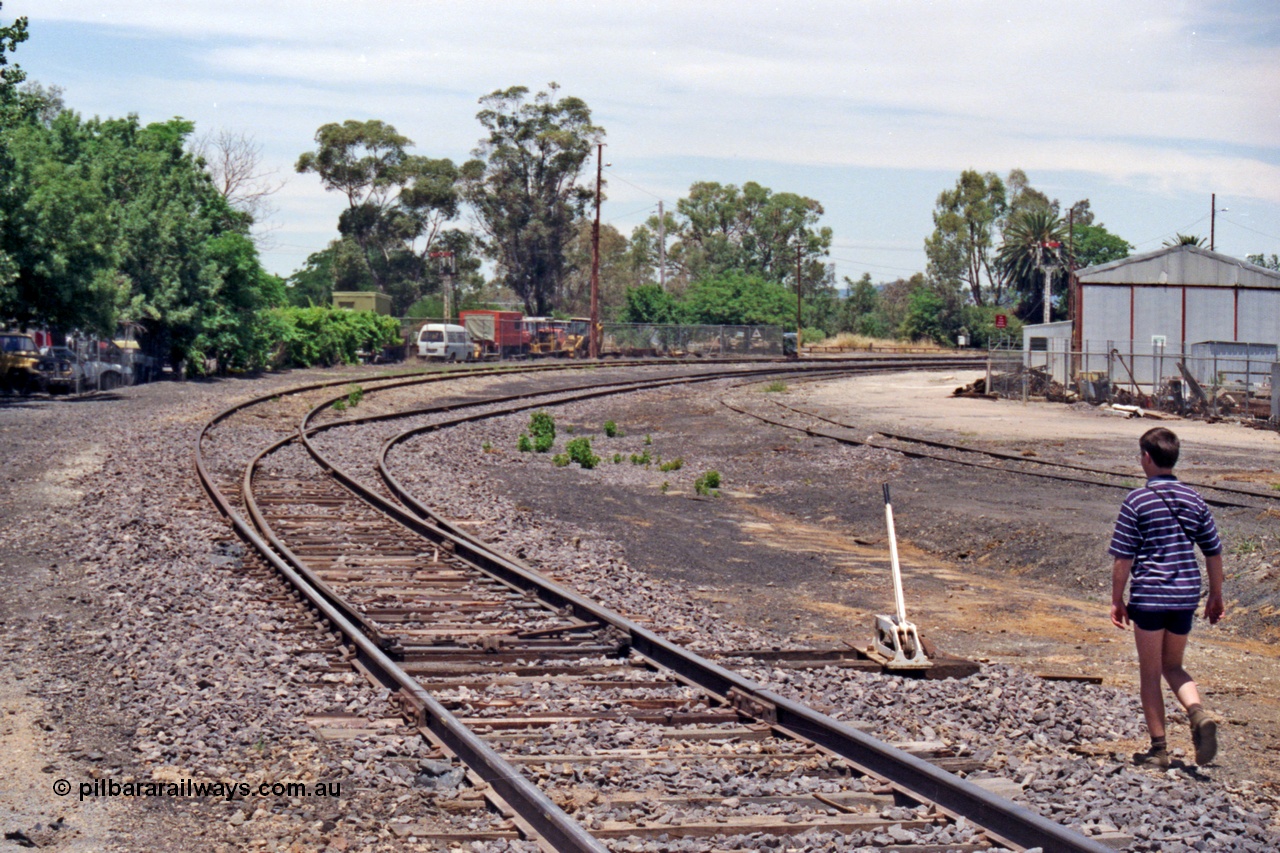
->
[618, 283, 682, 324]
[924, 170, 1009, 306]
[1246, 253, 1279, 271]
[667, 181, 832, 287]
[296, 119, 463, 312]
[1069, 222, 1131, 270]
[460, 83, 603, 316]
[682, 271, 794, 328]
[998, 209, 1069, 321]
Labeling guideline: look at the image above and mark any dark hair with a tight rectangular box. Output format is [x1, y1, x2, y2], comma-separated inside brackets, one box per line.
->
[1140, 427, 1179, 469]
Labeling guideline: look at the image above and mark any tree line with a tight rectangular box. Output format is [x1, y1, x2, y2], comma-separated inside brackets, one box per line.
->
[6, 1, 1274, 367]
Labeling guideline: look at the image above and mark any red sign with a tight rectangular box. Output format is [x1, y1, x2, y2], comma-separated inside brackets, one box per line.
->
[995, 314, 1007, 329]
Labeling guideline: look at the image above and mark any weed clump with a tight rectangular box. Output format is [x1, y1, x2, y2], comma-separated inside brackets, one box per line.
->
[762, 380, 788, 393]
[552, 453, 570, 467]
[517, 434, 533, 453]
[565, 437, 600, 469]
[527, 411, 556, 453]
[659, 457, 683, 472]
[603, 420, 620, 438]
[694, 470, 721, 496]
[630, 449, 651, 466]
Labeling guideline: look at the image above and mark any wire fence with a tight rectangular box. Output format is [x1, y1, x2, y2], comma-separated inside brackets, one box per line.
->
[987, 340, 1278, 421]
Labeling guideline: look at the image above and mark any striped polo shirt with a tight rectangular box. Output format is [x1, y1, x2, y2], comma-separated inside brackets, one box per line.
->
[1108, 475, 1222, 611]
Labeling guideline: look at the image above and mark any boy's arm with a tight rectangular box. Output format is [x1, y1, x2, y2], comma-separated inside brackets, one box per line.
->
[1110, 558, 1132, 629]
[1204, 553, 1224, 624]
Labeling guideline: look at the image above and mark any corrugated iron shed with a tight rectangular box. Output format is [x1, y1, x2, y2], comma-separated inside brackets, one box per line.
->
[1077, 244, 1280, 289]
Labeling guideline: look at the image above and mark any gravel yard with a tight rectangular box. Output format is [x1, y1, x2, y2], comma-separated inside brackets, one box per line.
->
[2, 363, 1278, 851]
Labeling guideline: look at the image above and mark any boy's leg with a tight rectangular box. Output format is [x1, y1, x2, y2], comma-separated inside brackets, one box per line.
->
[1162, 626, 1218, 764]
[1133, 626, 1168, 738]
[1159, 628, 1201, 709]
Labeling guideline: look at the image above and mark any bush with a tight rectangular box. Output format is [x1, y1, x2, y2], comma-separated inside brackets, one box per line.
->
[565, 437, 600, 469]
[265, 306, 402, 368]
[517, 434, 533, 453]
[527, 411, 555, 453]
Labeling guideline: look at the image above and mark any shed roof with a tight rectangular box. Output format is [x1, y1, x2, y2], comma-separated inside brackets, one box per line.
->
[1075, 244, 1280, 289]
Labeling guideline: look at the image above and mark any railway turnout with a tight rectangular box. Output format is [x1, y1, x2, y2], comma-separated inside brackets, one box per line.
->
[197, 358, 1121, 852]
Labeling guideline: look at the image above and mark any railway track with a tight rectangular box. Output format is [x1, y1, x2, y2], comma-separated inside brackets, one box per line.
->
[197, 357, 1117, 852]
[722, 381, 1280, 511]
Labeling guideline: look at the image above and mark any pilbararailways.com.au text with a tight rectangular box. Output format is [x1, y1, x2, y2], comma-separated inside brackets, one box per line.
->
[57, 778, 341, 801]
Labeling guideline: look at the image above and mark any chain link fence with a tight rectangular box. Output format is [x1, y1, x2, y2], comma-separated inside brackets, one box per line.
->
[987, 340, 1278, 421]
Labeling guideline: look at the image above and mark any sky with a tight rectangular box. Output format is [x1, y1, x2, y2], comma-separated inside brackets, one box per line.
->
[8, 0, 1280, 283]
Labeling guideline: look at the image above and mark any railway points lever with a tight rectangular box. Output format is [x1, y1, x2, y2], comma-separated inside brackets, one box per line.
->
[870, 483, 931, 670]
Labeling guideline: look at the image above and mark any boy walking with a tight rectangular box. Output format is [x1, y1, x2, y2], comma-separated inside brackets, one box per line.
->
[1109, 427, 1225, 767]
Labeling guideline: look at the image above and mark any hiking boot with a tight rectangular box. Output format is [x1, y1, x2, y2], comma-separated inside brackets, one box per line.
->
[1193, 718, 1218, 765]
[1133, 746, 1170, 768]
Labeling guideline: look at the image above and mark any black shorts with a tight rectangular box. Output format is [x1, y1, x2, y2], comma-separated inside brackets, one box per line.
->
[1127, 606, 1195, 635]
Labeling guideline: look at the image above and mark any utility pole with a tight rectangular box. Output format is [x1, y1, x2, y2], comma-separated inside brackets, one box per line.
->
[795, 244, 803, 358]
[1208, 189, 1218, 249]
[657, 200, 666, 291]
[430, 250, 455, 321]
[589, 143, 604, 359]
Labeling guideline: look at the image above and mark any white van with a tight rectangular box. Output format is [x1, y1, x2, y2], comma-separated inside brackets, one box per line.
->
[417, 324, 471, 361]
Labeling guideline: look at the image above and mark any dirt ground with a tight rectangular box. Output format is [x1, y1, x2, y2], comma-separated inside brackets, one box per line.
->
[483, 368, 1280, 793]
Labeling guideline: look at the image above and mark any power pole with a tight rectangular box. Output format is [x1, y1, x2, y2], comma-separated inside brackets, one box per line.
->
[589, 143, 604, 359]
[795, 244, 803, 357]
[430, 251, 455, 321]
[657, 199, 666, 291]
[1210, 192, 1216, 251]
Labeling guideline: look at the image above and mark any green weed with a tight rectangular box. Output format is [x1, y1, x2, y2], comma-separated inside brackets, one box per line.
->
[552, 453, 570, 467]
[612, 453, 623, 464]
[660, 481, 670, 493]
[517, 434, 533, 453]
[694, 470, 721, 496]
[630, 449, 652, 466]
[603, 420, 620, 438]
[346, 385, 364, 408]
[565, 437, 600, 469]
[1232, 537, 1260, 556]
[762, 380, 788, 393]
[332, 399, 348, 413]
[644, 434, 652, 446]
[659, 457, 684, 472]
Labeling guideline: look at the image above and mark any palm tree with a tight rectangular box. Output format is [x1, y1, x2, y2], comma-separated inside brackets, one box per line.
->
[1162, 233, 1206, 247]
[998, 209, 1067, 322]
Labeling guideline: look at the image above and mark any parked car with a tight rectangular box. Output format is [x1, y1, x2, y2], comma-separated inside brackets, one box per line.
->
[1, 332, 43, 394]
[416, 323, 472, 362]
[37, 344, 130, 392]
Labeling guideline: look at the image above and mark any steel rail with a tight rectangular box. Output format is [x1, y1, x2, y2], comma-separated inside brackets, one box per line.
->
[718, 393, 1260, 510]
[358, 365, 1115, 853]
[770, 398, 1280, 507]
[201, 356, 1110, 851]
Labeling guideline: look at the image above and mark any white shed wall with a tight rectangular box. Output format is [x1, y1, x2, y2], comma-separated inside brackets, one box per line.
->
[1238, 290, 1280, 344]
[1080, 285, 1130, 344]
[1184, 288, 1235, 343]
[1133, 287, 1181, 345]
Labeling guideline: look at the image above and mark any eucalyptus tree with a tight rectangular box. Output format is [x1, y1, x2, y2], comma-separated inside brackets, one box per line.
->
[297, 120, 463, 312]
[460, 84, 603, 316]
[667, 181, 832, 288]
[924, 170, 1009, 306]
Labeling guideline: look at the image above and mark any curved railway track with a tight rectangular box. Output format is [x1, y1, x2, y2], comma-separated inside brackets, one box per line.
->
[722, 383, 1280, 512]
[196, 357, 1117, 852]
